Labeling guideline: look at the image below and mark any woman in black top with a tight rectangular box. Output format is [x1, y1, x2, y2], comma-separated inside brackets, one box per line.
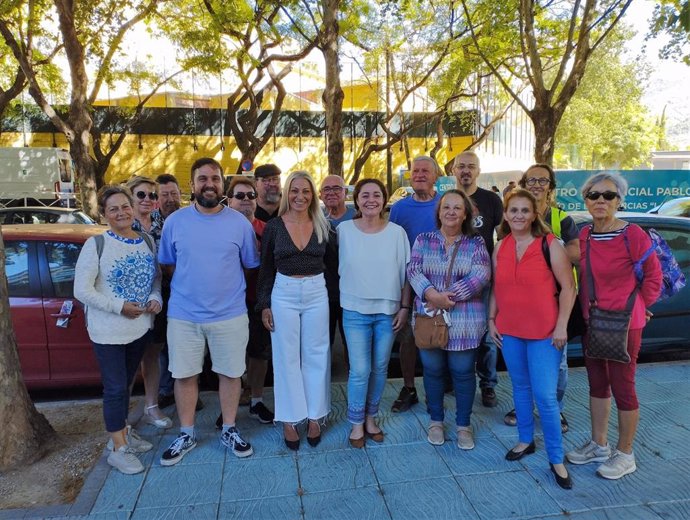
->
[257, 170, 336, 450]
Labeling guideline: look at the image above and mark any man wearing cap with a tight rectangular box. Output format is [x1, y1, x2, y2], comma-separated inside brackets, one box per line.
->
[254, 164, 282, 222]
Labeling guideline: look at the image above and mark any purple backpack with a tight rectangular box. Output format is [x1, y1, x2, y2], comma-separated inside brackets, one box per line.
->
[626, 228, 686, 302]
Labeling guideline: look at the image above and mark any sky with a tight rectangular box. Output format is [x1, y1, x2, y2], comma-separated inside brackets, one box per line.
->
[624, 0, 690, 149]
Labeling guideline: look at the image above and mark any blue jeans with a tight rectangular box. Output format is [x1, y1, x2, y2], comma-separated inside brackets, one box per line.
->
[557, 343, 568, 411]
[419, 348, 477, 427]
[158, 342, 174, 397]
[93, 331, 151, 432]
[343, 310, 395, 424]
[501, 335, 564, 464]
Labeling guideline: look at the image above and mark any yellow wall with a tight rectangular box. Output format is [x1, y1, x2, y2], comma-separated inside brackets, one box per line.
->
[0, 132, 473, 189]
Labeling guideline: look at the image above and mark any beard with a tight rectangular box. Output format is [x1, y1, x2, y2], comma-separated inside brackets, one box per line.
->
[265, 190, 281, 205]
[196, 188, 221, 208]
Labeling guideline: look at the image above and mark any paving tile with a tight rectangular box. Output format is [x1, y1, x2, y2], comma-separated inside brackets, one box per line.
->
[47, 513, 131, 520]
[135, 463, 223, 509]
[640, 401, 690, 429]
[220, 454, 298, 501]
[129, 503, 217, 520]
[381, 476, 480, 520]
[375, 411, 426, 445]
[549, 457, 690, 513]
[90, 469, 146, 514]
[634, 381, 686, 403]
[298, 448, 376, 493]
[536, 504, 663, 519]
[649, 500, 690, 520]
[219, 495, 302, 520]
[637, 364, 690, 384]
[634, 424, 690, 462]
[437, 434, 518, 475]
[366, 442, 451, 484]
[301, 486, 389, 520]
[458, 470, 562, 520]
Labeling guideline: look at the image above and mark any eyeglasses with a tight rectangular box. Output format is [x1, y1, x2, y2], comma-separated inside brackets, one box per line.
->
[585, 191, 619, 201]
[525, 177, 550, 187]
[231, 192, 257, 200]
[135, 191, 158, 201]
[322, 186, 344, 194]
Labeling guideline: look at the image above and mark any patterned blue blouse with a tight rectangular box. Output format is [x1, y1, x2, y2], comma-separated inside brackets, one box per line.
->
[407, 231, 491, 351]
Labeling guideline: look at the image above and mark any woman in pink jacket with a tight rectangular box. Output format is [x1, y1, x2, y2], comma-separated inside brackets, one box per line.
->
[566, 172, 662, 480]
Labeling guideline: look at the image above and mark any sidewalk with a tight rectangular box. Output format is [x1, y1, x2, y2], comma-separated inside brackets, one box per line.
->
[4, 361, 690, 520]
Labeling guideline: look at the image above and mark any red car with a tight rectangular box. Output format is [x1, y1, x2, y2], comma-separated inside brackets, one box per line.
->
[4, 224, 105, 389]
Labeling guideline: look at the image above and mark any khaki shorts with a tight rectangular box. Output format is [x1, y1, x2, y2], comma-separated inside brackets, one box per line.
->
[167, 315, 249, 379]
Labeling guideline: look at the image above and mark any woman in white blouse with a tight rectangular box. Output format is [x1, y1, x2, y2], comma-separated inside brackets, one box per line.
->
[338, 178, 411, 448]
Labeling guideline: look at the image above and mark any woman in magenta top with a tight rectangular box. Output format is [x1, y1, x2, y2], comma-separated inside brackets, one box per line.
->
[489, 189, 576, 490]
[566, 172, 661, 480]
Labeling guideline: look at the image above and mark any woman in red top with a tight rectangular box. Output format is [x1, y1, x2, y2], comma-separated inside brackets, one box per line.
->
[566, 172, 661, 480]
[489, 189, 576, 490]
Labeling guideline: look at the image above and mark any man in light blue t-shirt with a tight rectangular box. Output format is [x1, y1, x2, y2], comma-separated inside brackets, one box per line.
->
[388, 156, 441, 413]
[158, 158, 260, 466]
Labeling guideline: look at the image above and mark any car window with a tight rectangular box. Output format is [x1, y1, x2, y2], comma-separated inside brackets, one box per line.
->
[45, 242, 82, 298]
[5, 241, 31, 297]
[661, 201, 690, 218]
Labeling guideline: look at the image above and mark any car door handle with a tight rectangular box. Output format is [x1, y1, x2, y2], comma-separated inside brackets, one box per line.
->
[50, 313, 73, 318]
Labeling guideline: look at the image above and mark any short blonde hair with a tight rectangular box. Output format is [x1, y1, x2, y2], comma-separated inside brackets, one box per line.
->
[278, 171, 331, 243]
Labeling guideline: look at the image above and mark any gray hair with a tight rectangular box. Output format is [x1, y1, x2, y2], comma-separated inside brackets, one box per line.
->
[413, 155, 443, 177]
[581, 171, 628, 204]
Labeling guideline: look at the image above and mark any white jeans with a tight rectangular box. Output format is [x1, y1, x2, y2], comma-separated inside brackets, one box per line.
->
[270, 272, 331, 423]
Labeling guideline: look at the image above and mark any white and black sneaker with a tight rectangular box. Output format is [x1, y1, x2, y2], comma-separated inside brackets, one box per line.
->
[220, 426, 254, 458]
[249, 402, 275, 424]
[160, 432, 197, 466]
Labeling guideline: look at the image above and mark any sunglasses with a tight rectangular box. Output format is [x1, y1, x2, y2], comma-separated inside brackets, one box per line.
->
[585, 191, 618, 201]
[135, 191, 158, 201]
[232, 192, 257, 200]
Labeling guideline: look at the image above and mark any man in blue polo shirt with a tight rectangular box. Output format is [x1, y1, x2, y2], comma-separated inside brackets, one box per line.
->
[158, 158, 260, 465]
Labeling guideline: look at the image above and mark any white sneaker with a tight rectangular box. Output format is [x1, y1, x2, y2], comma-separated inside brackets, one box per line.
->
[106, 426, 153, 453]
[427, 421, 445, 446]
[596, 450, 637, 480]
[107, 446, 144, 475]
[566, 439, 611, 465]
[456, 426, 475, 450]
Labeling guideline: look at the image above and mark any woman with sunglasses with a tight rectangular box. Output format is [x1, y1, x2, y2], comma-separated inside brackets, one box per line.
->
[125, 176, 171, 429]
[501, 164, 580, 432]
[489, 188, 576, 489]
[566, 172, 661, 480]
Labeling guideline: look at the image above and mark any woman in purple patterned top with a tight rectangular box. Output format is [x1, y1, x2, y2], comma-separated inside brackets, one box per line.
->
[407, 189, 491, 449]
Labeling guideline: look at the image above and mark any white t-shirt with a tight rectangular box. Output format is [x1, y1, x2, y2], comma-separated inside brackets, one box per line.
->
[337, 220, 410, 315]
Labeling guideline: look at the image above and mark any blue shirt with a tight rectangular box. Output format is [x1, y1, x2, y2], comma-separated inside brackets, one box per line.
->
[389, 192, 441, 247]
[159, 205, 260, 323]
[325, 206, 356, 227]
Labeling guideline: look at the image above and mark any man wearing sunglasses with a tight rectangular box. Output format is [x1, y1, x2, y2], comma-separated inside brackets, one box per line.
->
[216, 176, 276, 426]
[254, 164, 282, 222]
[453, 151, 504, 409]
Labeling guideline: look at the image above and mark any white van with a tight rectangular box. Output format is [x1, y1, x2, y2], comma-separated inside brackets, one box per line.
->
[0, 147, 77, 207]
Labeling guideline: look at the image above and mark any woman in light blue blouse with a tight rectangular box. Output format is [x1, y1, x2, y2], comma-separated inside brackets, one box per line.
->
[338, 178, 411, 448]
[407, 189, 491, 449]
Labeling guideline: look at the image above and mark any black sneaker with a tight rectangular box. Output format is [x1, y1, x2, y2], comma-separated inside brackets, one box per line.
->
[249, 402, 275, 424]
[560, 413, 569, 434]
[160, 432, 197, 466]
[215, 414, 223, 430]
[221, 426, 254, 458]
[391, 386, 418, 413]
[481, 387, 498, 407]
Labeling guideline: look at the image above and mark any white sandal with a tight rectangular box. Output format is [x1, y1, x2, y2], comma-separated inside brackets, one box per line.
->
[142, 404, 173, 429]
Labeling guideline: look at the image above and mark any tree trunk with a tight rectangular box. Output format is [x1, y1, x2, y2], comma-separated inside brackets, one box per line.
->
[530, 107, 557, 166]
[0, 229, 55, 470]
[320, 0, 344, 177]
[70, 139, 100, 219]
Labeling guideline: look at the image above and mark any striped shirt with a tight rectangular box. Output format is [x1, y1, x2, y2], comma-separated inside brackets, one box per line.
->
[407, 231, 491, 351]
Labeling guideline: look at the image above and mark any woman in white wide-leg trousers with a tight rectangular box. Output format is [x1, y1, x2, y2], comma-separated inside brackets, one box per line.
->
[270, 272, 331, 424]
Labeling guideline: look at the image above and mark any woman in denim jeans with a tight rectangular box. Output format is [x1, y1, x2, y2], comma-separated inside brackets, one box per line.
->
[338, 179, 410, 447]
[407, 189, 491, 450]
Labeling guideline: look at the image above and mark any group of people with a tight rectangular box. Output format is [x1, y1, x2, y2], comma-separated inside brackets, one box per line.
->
[74, 152, 662, 491]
